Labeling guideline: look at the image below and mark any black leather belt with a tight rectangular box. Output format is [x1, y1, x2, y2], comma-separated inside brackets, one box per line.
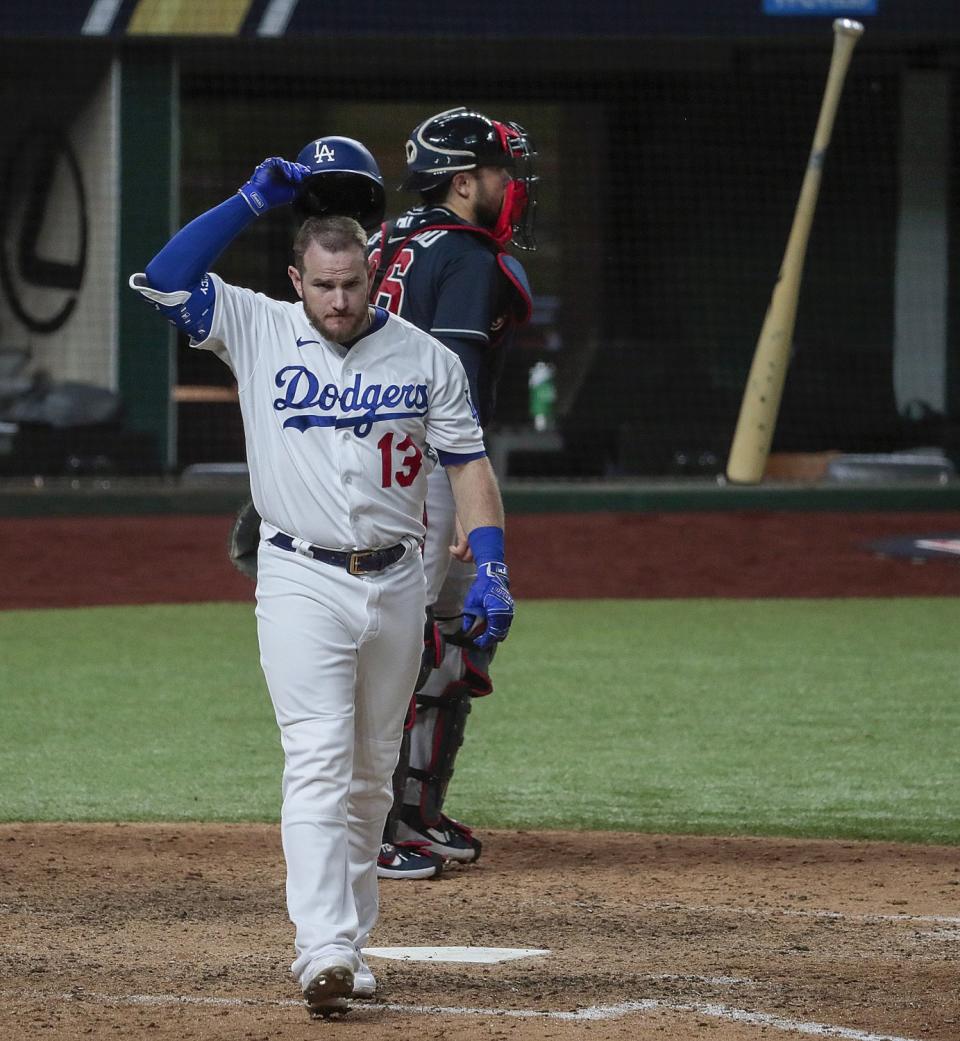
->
[267, 532, 406, 576]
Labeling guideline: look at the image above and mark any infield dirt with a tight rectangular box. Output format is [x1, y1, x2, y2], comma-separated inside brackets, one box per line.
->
[1, 824, 957, 1041]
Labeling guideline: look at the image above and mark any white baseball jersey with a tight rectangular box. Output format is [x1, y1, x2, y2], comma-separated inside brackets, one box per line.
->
[190, 273, 484, 549]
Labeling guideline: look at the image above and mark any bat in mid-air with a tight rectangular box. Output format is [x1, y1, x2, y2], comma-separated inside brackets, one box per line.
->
[726, 18, 865, 485]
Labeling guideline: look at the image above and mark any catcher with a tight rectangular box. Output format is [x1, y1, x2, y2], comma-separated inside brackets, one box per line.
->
[367, 107, 536, 875]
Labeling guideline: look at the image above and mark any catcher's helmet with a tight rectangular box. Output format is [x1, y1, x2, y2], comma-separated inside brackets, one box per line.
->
[402, 107, 538, 250]
[292, 136, 386, 231]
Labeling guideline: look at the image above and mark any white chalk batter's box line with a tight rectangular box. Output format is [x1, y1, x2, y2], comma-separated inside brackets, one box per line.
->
[640, 902, 960, 926]
[2, 901, 956, 927]
[4, 989, 932, 1041]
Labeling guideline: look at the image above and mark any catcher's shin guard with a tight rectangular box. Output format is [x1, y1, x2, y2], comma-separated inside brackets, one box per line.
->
[404, 641, 493, 827]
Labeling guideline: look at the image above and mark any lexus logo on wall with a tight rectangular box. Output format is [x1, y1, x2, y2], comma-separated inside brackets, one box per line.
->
[0, 127, 89, 334]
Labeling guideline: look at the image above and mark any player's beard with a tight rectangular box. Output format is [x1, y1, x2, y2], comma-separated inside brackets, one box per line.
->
[305, 301, 370, 345]
[473, 182, 505, 231]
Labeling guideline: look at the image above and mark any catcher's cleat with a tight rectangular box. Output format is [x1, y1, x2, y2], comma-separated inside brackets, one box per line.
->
[302, 958, 354, 1018]
[377, 841, 444, 880]
[396, 810, 482, 864]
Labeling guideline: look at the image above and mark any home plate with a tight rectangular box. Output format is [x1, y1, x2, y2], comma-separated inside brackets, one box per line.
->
[363, 946, 551, 964]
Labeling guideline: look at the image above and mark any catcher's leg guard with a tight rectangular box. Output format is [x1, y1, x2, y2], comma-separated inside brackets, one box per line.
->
[396, 641, 493, 862]
[377, 699, 444, 880]
[383, 603, 440, 847]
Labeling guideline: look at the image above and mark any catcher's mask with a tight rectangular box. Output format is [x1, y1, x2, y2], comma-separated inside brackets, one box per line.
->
[402, 107, 538, 250]
[292, 136, 386, 231]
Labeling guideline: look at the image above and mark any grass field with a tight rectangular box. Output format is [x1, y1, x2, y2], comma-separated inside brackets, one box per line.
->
[1, 598, 958, 843]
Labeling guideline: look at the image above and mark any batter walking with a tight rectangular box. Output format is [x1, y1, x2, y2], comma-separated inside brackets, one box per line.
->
[129, 144, 514, 1017]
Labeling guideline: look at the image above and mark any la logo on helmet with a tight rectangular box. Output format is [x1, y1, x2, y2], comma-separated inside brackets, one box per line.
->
[314, 142, 336, 163]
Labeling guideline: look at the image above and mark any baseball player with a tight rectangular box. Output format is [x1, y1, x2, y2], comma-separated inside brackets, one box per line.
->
[368, 107, 536, 874]
[128, 137, 515, 1018]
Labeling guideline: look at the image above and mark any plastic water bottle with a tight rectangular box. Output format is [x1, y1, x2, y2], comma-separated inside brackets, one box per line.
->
[528, 362, 557, 431]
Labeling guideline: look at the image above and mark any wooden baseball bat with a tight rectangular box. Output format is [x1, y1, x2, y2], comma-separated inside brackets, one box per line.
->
[725, 18, 864, 485]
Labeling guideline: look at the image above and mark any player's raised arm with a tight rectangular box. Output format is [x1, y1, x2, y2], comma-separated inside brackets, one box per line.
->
[444, 456, 513, 649]
[151, 158, 311, 288]
[127, 158, 311, 339]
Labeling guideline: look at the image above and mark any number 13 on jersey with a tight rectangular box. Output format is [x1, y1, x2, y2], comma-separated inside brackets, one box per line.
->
[378, 431, 423, 487]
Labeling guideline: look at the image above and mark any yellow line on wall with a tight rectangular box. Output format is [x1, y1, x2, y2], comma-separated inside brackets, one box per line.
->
[127, 0, 254, 35]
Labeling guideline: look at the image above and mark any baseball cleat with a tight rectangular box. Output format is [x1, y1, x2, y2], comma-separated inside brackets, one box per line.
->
[377, 840, 444, 879]
[307, 997, 349, 1020]
[302, 958, 354, 1018]
[353, 952, 377, 998]
[396, 810, 482, 863]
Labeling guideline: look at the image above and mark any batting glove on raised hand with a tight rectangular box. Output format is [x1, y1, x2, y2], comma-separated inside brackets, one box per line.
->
[462, 562, 514, 649]
[238, 157, 312, 216]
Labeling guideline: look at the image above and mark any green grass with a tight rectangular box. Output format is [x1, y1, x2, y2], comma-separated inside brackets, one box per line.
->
[1, 599, 958, 843]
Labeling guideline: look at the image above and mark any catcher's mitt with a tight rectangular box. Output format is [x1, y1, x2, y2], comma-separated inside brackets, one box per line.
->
[228, 499, 262, 581]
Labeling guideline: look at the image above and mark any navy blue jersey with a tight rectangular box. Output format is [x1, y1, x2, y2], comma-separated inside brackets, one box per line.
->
[369, 207, 531, 426]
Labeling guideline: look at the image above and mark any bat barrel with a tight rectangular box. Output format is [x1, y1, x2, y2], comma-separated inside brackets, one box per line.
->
[833, 18, 864, 38]
[725, 19, 865, 485]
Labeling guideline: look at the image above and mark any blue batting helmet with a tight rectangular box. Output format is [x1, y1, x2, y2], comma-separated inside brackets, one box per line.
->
[292, 136, 386, 230]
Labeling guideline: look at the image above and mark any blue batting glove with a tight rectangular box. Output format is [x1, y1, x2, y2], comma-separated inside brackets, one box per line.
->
[462, 562, 514, 649]
[238, 157, 312, 216]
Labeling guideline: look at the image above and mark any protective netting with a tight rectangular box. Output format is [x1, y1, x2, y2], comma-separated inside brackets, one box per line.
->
[176, 50, 932, 477]
[1, 7, 958, 477]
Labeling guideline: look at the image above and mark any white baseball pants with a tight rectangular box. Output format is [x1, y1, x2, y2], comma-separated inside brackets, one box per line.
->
[255, 540, 426, 985]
